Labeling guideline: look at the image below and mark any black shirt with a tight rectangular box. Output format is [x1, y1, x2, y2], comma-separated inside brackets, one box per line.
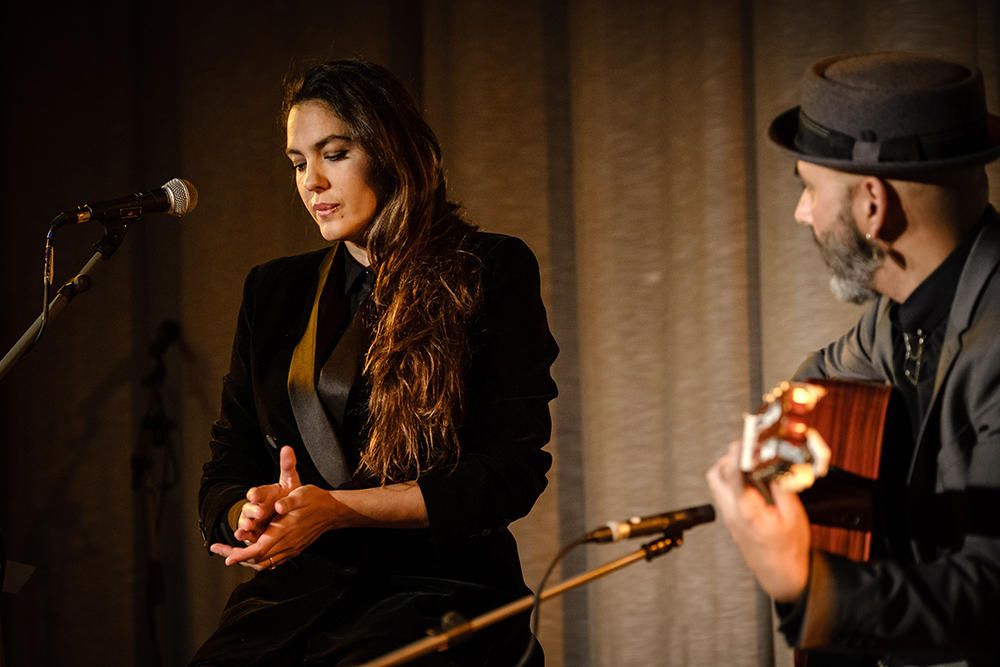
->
[315, 245, 374, 373]
[889, 223, 979, 437]
[314, 245, 374, 473]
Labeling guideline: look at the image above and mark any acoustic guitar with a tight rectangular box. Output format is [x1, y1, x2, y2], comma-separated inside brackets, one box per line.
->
[740, 379, 894, 561]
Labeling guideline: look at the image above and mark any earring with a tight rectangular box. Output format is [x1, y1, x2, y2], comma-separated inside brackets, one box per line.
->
[865, 232, 873, 241]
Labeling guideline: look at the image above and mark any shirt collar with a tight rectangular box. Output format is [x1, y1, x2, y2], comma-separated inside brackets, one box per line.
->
[891, 210, 987, 333]
[340, 244, 373, 293]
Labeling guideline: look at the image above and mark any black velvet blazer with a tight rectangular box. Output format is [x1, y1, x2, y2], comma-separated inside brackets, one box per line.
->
[199, 231, 559, 596]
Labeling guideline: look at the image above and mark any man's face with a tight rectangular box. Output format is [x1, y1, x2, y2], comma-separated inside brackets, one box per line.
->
[794, 161, 883, 304]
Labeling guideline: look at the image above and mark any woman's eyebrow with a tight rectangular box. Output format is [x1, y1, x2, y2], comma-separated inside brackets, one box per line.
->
[286, 134, 354, 156]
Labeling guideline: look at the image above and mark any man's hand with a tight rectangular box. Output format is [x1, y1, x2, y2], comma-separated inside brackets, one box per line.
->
[706, 441, 811, 603]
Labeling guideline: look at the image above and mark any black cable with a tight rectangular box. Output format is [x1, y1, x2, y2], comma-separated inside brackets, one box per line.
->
[513, 534, 588, 667]
[33, 226, 57, 347]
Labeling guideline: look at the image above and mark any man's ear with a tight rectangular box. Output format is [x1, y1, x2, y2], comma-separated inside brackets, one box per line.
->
[854, 176, 900, 244]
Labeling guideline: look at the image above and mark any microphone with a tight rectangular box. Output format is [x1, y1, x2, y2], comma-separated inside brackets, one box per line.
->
[54, 178, 199, 227]
[584, 504, 716, 543]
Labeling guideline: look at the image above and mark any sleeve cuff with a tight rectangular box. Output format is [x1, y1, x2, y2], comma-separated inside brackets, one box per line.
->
[201, 488, 250, 549]
[775, 549, 814, 646]
[797, 549, 840, 649]
[776, 597, 807, 647]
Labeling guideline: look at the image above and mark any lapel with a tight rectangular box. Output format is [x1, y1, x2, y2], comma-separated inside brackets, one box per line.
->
[286, 244, 353, 488]
[910, 208, 1000, 477]
[252, 249, 328, 445]
[872, 297, 897, 380]
[316, 310, 368, 427]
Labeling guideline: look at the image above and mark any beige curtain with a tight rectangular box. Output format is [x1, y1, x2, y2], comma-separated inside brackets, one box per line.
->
[1, 1, 997, 665]
[421, 2, 1000, 665]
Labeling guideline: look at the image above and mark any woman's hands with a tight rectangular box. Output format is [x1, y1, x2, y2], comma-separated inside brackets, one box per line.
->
[210, 446, 343, 571]
[210, 445, 432, 572]
[231, 446, 301, 545]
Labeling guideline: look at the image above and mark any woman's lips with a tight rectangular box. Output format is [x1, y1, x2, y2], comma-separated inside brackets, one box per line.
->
[313, 203, 340, 218]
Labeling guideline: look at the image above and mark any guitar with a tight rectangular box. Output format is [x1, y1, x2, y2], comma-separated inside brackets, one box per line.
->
[740, 379, 894, 561]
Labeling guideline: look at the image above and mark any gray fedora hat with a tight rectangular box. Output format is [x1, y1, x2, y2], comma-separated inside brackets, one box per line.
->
[769, 52, 1000, 175]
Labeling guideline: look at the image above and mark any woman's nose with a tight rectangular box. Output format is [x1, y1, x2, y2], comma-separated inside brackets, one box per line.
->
[303, 164, 328, 192]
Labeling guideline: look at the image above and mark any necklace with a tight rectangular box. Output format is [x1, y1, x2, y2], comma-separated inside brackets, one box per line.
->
[902, 328, 926, 386]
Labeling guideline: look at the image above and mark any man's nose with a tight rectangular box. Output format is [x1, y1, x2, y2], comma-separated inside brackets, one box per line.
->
[793, 190, 812, 227]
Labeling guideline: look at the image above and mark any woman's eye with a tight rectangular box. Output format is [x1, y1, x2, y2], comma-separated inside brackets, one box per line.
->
[292, 162, 306, 172]
[325, 151, 347, 161]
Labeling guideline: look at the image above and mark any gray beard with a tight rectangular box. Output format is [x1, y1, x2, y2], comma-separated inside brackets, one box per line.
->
[814, 205, 882, 305]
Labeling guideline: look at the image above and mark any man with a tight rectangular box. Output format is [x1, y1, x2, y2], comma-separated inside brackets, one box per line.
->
[707, 52, 1000, 666]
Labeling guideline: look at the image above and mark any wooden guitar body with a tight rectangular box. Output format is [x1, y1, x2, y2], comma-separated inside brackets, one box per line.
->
[796, 380, 891, 561]
[742, 379, 894, 561]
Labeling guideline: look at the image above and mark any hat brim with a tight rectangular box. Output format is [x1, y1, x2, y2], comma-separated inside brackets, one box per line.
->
[768, 106, 1000, 175]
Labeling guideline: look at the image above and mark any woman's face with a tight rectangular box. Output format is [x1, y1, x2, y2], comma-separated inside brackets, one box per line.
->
[285, 100, 379, 246]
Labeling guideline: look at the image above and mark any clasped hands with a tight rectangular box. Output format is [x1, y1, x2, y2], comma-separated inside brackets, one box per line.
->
[706, 441, 811, 603]
[210, 445, 347, 572]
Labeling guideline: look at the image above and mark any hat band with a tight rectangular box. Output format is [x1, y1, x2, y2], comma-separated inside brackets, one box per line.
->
[794, 110, 989, 164]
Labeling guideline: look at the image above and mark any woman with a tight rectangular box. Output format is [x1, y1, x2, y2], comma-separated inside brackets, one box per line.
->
[192, 59, 558, 666]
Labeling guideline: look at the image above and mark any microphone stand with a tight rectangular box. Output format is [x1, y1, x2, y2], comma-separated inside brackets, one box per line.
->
[0, 223, 128, 381]
[358, 530, 687, 667]
[0, 222, 129, 666]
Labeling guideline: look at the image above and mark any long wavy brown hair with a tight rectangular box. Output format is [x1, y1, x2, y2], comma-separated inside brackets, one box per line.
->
[283, 59, 481, 484]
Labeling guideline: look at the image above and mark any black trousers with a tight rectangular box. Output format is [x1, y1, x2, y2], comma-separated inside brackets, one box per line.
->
[190, 553, 543, 667]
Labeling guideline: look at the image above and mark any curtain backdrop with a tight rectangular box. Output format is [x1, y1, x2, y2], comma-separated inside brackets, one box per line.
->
[1, 1, 997, 665]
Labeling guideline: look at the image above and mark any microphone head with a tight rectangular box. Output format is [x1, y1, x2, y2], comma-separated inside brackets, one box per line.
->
[162, 178, 198, 217]
[681, 504, 716, 528]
